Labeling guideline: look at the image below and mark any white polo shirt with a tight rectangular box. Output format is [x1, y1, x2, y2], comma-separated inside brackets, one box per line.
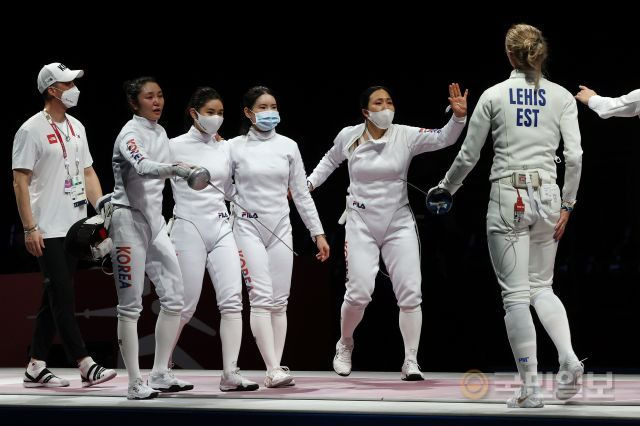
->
[12, 111, 93, 238]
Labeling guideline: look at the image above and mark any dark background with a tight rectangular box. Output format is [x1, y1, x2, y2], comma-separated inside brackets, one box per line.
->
[1, 13, 638, 374]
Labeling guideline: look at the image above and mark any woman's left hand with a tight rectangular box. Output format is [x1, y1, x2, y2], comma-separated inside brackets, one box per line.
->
[553, 210, 571, 241]
[448, 83, 468, 118]
[315, 235, 330, 262]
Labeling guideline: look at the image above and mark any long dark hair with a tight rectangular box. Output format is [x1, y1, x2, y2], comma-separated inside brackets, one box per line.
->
[239, 85, 276, 135]
[184, 86, 223, 130]
[123, 76, 159, 114]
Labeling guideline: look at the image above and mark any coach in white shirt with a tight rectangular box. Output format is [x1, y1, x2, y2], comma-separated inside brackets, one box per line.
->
[12, 62, 115, 389]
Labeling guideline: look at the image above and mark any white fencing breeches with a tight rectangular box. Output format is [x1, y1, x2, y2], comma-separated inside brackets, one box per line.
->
[344, 205, 422, 309]
[170, 217, 243, 323]
[110, 207, 184, 320]
[486, 182, 562, 311]
[233, 215, 293, 309]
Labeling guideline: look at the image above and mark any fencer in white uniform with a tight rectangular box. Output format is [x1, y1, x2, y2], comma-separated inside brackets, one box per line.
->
[307, 84, 468, 381]
[168, 87, 257, 392]
[111, 77, 196, 400]
[229, 86, 330, 388]
[575, 86, 640, 118]
[434, 24, 584, 408]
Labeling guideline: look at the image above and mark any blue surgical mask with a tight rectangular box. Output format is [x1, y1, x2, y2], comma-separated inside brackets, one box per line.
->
[253, 110, 280, 131]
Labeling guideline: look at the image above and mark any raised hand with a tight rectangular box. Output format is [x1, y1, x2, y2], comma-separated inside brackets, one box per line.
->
[448, 83, 469, 118]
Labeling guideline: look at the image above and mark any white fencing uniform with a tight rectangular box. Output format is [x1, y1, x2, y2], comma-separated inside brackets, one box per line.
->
[229, 128, 323, 309]
[308, 117, 466, 309]
[111, 115, 184, 319]
[308, 115, 465, 371]
[169, 126, 241, 319]
[441, 70, 583, 389]
[169, 127, 247, 375]
[588, 89, 640, 118]
[110, 114, 187, 383]
[229, 127, 324, 372]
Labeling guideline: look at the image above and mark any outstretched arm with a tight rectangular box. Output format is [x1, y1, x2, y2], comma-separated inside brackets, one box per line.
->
[576, 86, 640, 118]
[410, 83, 468, 155]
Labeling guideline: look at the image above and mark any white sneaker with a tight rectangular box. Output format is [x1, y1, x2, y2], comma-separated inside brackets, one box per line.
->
[506, 386, 544, 408]
[220, 368, 259, 392]
[128, 377, 159, 400]
[280, 366, 295, 386]
[400, 358, 424, 381]
[81, 363, 117, 387]
[264, 367, 293, 388]
[333, 340, 353, 377]
[148, 369, 194, 392]
[556, 358, 585, 400]
[23, 362, 70, 388]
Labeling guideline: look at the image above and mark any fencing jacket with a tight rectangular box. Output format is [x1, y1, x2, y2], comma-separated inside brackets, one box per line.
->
[443, 70, 583, 203]
[112, 115, 175, 239]
[229, 127, 323, 238]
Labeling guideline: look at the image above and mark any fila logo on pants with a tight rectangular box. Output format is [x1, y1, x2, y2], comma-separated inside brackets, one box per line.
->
[352, 201, 365, 209]
[241, 211, 259, 218]
[115, 246, 133, 289]
[239, 250, 253, 290]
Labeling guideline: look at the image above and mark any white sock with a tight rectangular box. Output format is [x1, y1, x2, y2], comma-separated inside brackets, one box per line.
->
[118, 317, 141, 383]
[151, 309, 181, 374]
[271, 307, 287, 365]
[220, 312, 242, 373]
[504, 305, 539, 389]
[340, 301, 365, 346]
[532, 289, 577, 364]
[250, 308, 278, 371]
[78, 357, 96, 376]
[168, 316, 190, 368]
[27, 360, 46, 374]
[399, 306, 422, 361]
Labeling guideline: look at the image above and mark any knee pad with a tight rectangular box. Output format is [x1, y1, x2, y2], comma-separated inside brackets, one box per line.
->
[251, 307, 271, 315]
[344, 294, 370, 310]
[530, 286, 553, 303]
[117, 305, 142, 321]
[117, 314, 139, 323]
[160, 306, 182, 317]
[271, 305, 287, 314]
[221, 312, 242, 320]
[504, 302, 530, 314]
[400, 305, 422, 313]
[502, 290, 531, 312]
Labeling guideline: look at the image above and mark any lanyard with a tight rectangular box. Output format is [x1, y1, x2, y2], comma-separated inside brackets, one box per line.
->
[43, 110, 79, 177]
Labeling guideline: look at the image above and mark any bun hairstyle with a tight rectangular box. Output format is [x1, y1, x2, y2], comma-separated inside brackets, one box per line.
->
[505, 24, 548, 87]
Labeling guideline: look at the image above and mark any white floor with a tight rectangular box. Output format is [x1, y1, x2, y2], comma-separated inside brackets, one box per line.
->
[1, 369, 640, 420]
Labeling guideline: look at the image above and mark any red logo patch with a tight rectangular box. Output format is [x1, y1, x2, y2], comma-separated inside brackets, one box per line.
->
[47, 134, 58, 144]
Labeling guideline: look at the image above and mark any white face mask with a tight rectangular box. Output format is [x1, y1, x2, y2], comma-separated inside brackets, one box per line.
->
[53, 86, 80, 108]
[367, 108, 394, 129]
[195, 111, 224, 135]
